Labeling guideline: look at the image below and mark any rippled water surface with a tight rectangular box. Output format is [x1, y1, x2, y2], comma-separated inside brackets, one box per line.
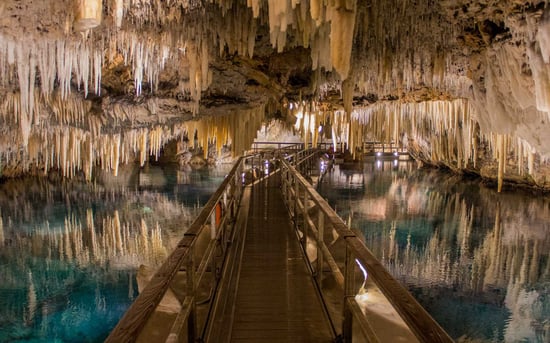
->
[0, 163, 232, 342]
[317, 159, 549, 343]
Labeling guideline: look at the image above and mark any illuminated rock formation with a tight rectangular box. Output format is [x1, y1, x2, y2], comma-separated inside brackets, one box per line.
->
[0, 0, 548, 190]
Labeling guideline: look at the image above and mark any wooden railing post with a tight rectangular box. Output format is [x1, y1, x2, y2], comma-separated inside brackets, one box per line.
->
[316, 211, 324, 282]
[294, 176, 300, 221]
[302, 189, 309, 246]
[286, 170, 291, 206]
[186, 247, 197, 342]
[343, 245, 354, 342]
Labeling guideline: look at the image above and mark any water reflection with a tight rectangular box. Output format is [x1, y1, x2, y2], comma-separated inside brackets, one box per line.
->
[318, 160, 550, 342]
[0, 162, 231, 342]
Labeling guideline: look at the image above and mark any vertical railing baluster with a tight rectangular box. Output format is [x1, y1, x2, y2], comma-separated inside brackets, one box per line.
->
[316, 211, 324, 283]
[286, 169, 291, 206]
[343, 245, 354, 342]
[187, 247, 196, 343]
[294, 175, 299, 221]
[302, 189, 308, 247]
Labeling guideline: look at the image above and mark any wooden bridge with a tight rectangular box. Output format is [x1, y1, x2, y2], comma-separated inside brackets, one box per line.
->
[106, 147, 452, 343]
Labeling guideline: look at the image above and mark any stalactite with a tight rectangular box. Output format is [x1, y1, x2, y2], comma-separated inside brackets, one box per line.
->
[327, 0, 357, 80]
[114, 0, 124, 28]
[0, 102, 268, 178]
[496, 134, 506, 193]
[74, 0, 103, 31]
[527, 44, 550, 115]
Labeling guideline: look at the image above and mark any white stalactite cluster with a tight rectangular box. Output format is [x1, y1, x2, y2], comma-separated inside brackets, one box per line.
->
[0, 6, 212, 149]
[168, 104, 265, 159]
[288, 97, 547, 191]
[352, 100, 478, 168]
[0, 0, 548, 191]
[0, 35, 103, 147]
[472, 36, 550, 161]
[110, 30, 211, 112]
[463, 11, 550, 188]
[290, 101, 322, 148]
[351, 0, 469, 97]
[213, 0, 359, 80]
[0, 105, 264, 179]
[351, 100, 546, 191]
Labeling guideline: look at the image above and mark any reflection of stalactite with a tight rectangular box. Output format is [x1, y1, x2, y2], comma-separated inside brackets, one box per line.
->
[128, 272, 134, 300]
[151, 222, 167, 265]
[483, 202, 503, 288]
[359, 183, 549, 299]
[140, 218, 149, 257]
[529, 240, 540, 286]
[502, 238, 547, 343]
[25, 271, 37, 326]
[388, 221, 397, 262]
[87, 209, 98, 260]
[113, 210, 123, 254]
[0, 205, 181, 275]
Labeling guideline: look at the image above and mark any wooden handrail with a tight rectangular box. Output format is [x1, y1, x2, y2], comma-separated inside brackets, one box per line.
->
[280, 158, 453, 343]
[106, 156, 246, 343]
[106, 149, 310, 342]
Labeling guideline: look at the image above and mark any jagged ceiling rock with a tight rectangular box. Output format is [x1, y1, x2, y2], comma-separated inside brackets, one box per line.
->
[0, 0, 549, 191]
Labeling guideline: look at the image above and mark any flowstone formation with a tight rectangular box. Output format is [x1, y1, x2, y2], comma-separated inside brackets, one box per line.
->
[0, 1, 549, 191]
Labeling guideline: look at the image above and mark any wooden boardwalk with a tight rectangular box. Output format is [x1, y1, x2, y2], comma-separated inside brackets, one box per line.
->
[107, 153, 453, 343]
[227, 174, 334, 342]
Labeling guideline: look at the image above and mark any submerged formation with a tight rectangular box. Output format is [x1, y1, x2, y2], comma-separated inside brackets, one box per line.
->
[0, 0, 549, 190]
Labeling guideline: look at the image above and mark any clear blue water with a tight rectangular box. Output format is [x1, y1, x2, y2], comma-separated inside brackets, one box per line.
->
[317, 158, 550, 343]
[0, 163, 232, 342]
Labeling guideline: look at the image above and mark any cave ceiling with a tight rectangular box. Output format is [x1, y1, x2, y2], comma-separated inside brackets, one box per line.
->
[0, 0, 549, 186]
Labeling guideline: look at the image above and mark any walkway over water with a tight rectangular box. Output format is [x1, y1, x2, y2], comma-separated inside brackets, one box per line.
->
[106, 148, 453, 343]
[214, 174, 333, 342]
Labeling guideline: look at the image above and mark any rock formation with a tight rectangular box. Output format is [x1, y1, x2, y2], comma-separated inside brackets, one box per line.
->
[0, 0, 549, 190]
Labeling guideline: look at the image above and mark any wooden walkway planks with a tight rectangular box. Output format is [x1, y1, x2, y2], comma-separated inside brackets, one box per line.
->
[230, 174, 333, 342]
